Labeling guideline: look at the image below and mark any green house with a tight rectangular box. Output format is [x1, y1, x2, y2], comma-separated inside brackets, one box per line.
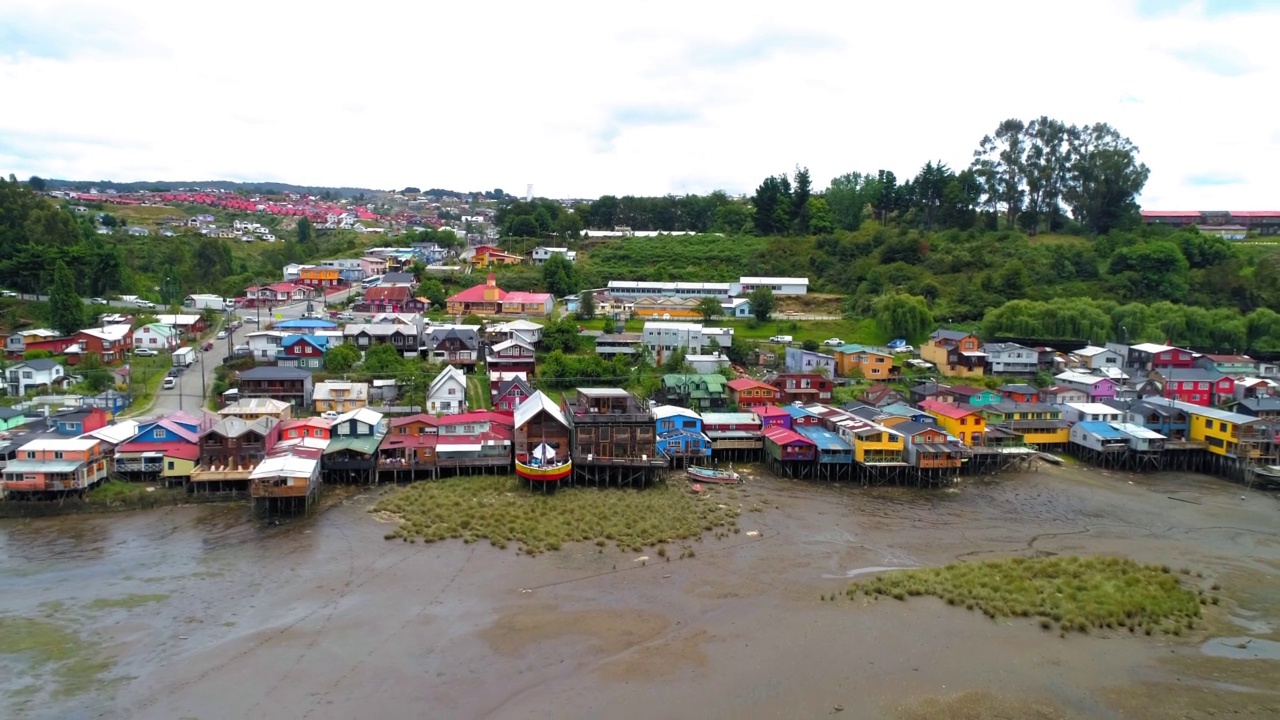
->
[659, 373, 728, 410]
[0, 407, 27, 432]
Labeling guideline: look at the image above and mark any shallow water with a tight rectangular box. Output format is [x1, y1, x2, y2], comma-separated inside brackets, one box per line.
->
[1200, 637, 1280, 660]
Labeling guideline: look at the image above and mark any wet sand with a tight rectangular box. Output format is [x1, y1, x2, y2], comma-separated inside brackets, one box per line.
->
[2, 463, 1278, 719]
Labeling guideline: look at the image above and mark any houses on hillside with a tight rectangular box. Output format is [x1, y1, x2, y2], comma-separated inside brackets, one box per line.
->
[445, 273, 553, 317]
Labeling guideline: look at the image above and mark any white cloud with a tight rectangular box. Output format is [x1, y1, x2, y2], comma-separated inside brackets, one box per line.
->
[2, 0, 1278, 208]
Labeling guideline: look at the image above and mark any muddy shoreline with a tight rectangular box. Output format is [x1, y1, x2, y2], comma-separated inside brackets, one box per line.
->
[2, 464, 1278, 719]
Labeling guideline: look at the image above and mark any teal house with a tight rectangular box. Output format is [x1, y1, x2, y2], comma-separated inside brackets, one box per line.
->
[0, 408, 27, 432]
[951, 385, 1001, 406]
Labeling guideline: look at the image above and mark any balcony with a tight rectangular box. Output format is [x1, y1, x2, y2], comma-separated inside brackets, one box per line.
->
[250, 479, 315, 498]
[189, 465, 254, 482]
[571, 451, 667, 468]
[115, 460, 163, 473]
[323, 457, 376, 470]
[435, 455, 511, 469]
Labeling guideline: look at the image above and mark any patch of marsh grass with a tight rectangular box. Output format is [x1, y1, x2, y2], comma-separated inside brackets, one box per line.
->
[850, 556, 1201, 637]
[372, 475, 739, 554]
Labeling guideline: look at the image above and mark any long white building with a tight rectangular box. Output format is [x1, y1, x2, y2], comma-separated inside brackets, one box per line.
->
[642, 321, 734, 356]
[607, 275, 808, 300]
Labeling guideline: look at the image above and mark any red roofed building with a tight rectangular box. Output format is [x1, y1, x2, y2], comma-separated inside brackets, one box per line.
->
[353, 286, 426, 314]
[244, 282, 315, 307]
[446, 273, 553, 317]
[726, 378, 779, 409]
[919, 398, 987, 446]
[762, 425, 817, 462]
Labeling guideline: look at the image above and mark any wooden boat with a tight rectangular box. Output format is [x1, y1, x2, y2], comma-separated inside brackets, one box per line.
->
[516, 457, 572, 483]
[686, 465, 742, 484]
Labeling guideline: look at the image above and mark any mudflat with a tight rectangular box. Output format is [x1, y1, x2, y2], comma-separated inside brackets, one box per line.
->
[1, 463, 1278, 719]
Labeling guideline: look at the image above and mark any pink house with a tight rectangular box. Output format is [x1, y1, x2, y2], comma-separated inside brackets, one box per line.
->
[1053, 372, 1117, 402]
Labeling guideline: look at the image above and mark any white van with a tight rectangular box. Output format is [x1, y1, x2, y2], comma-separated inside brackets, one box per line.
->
[769, 335, 794, 343]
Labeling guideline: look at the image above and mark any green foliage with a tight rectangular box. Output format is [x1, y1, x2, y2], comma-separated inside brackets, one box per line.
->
[324, 343, 361, 373]
[372, 473, 740, 554]
[541, 253, 579, 297]
[540, 317, 584, 353]
[537, 349, 633, 389]
[850, 556, 1200, 636]
[696, 296, 722, 322]
[801, 338, 819, 352]
[748, 286, 775, 322]
[576, 290, 596, 320]
[23, 350, 54, 360]
[874, 292, 934, 341]
[362, 343, 406, 375]
[49, 260, 85, 336]
[419, 277, 447, 310]
[296, 217, 313, 244]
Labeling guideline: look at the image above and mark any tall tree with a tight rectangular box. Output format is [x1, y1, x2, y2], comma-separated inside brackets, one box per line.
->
[748, 286, 775, 322]
[824, 172, 876, 231]
[971, 118, 1028, 229]
[49, 260, 86, 336]
[874, 293, 933, 341]
[910, 161, 954, 231]
[296, 217, 314, 244]
[751, 175, 792, 235]
[1020, 116, 1071, 234]
[791, 165, 812, 234]
[1065, 122, 1150, 235]
[871, 170, 899, 225]
[696, 296, 723, 323]
[576, 290, 596, 320]
[542, 253, 579, 297]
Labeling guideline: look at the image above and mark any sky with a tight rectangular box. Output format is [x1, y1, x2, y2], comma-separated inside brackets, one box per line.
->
[2, 0, 1278, 208]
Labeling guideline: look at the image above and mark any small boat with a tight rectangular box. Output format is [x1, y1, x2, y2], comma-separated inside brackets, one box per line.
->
[686, 465, 743, 484]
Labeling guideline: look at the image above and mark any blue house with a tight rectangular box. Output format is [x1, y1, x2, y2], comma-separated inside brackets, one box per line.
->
[1125, 399, 1191, 441]
[277, 334, 329, 370]
[871, 402, 938, 426]
[724, 297, 752, 318]
[114, 410, 213, 480]
[653, 405, 711, 460]
[784, 347, 836, 376]
[795, 425, 854, 467]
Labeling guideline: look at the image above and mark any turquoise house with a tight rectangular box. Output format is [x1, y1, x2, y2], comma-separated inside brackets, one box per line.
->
[952, 385, 1001, 406]
[0, 407, 27, 432]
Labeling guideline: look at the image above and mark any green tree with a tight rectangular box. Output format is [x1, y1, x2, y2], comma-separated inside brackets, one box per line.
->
[825, 171, 876, 231]
[296, 217, 314, 244]
[542, 253, 579, 297]
[363, 343, 406, 374]
[27, 176, 47, 192]
[576, 290, 596, 320]
[508, 215, 539, 237]
[791, 165, 812, 234]
[748, 286, 775, 322]
[324, 343, 361, 373]
[553, 212, 584, 239]
[971, 118, 1028, 228]
[49, 260, 85, 335]
[874, 292, 933, 341]
[696, 296, 722, 323]
[1065, 122, 1149, 235]
[806, 197, 835, 235]
[541, 317, 583, 353]
[420, 278, 447, 310]
[801, 338, 819, 352]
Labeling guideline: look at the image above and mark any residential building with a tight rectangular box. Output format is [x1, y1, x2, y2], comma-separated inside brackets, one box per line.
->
[1070, 345, 1125, 371]
[784, 347, 836, 377]
[313, 381, 370, 414]
[857, 384, 905, 408]
[0, 407, 27, 433]
[949, 385, 1001, 406]
[422, 325, 480, 369]
[322, 408, 387, 483]
[1054, 372, 1118, 402]
[466, 246, 524, 267]
[492, 376, 534, 412]
[1231, 397, 1280, 420]
[278, 417, 333, 444]
[919, 399, 987, 446]
[783, 405, 823, 429]
[353, 286, 426, 314]
[434, 410, 513, 468]
[512, 391, 571, 482]
[1125, 343, 1195, 371]
[755, 404, 791, 429]
[244, 282, 315, 306]
[658, 373, 728, 410]
[1070, 422, 1131, 455]
[1041, 385, 1089, 405]
[486, 338, 536, 376]
[46, 406, 110, 436]
[2, 438, 108, 494]
[189, 416, 281, 490]
[586, 330, 635, 356]
[5, 329, 78, 359]
[909, 381, 956, 405]
[652, 405, 711, 460]
[1060, 402, 1125, 424]
[446, 272, 553, 317]
[274, 318, 339, 333]
[978, 402, 1070, 448]
[531, 246, 577, 264]
[1151, 368, 1234, 407]
[75, 324, 132, 363]
[487, 319, 544, 346]
[237, 366, 314, 408]
[890, 420, 963, 469]
[1234, 377, 1276, 401]
[762, 426, 817, 467]
[217, 398, 293, 423]
[561, 388, 663, 470]
[343, 323, 420, 356]
[247, 330, 289, 363]
[1125, 399, 1192, 440]
[379, 414, 439, 471]
[686, 353, 731, 374]
[379, 272, 418, 288]
[921, 330, 987, 378]
[834, 344, 896, 381]
[114, 411, 212, 481]
[728, 277, 809, 296]
[996, 383, 1040, 403]
[700, 411, 763, 455]
[427, 365, 468, 415]
[722, 297, 752, 318]
[276, 334, 328, 369]
[5, 359, 68, 397]
[297, 265, 342, 289]
[982, 342, 1038, 375]
[726, 378, 778, 409]
[150, 314, 207, 337]
[131, 323, 179, 351]
[765, 372, 833, 404]
[642, 321, 732, 357]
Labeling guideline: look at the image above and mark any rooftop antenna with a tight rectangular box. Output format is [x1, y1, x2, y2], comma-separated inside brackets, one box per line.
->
[525, 184, 533, 202]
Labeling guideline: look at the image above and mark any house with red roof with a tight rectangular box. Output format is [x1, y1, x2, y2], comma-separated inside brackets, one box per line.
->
[378, 415, 439, 476]
[446, 273, 553, 317]
[353, 286, 426, 314]
[726, 378, 778, 409]
[762, 425, 817, 465]
[755, 404, 792, 430]
[243, 282, 315, 307]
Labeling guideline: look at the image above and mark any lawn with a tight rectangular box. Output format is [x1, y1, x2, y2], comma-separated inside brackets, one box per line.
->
[466, 373, 489, 410]
[101, 204, 188, 225]
[121, 355, 174, 415]
[616, 316, 886, 347]
[372, 474, 741, 554]
[847, 556, 1205, 637]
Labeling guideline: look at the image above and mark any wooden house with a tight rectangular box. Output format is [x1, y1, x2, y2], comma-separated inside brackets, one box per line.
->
[919, 399, 986, 446]
[427, 365, 468, 415]
[434, 411, 514, 471]
[313, 381, 369, 414]
[114, 411, 212, 483]
[322, 408, 387, 484]
[1232, 397, 1280, 420]
[996, 384, 1040, 403]
[782, 404, 822, 428]
[485, 338, 536, 376]
[1125, 343, 1195, 372]
[1125, 399, 1191, 440]
[1070, 421, 1131, 460]
[833, 344, 896, 380]
[217, 398, 292, 423]
[726, 378, 779, 409]
[1, 438, 108, 495]
[949, 385, 1001, 406]
[1180, 401, 1277, 459]
[978, 402, 1069, 448]
[700, 411, 763, 458]
[492, 375, 534, 413]
[857, 383, 905, 408]
[561, 388, 665, 483]
[762, 426, 816, 476]
[659, 373, 728, 410]
[764, 372, 833, 404]
[652, 405, 711, 462]
[1151, 368, 1234, 407]
[891, 420, 965, 470]
[1041, 385, 1089, 406]
[1054, 372, 1118, 402]
[377, 414, 439, 478]
[1111, 422, 1167, 452]
[277, 334, 328, 369]
[237, 366, 314, 409]
[277, 417, 332, 444]
[909, 382, 956, 405]
[250, 444, 323, 515]
[423, 326, 480, 369]
[755, 404, 791, 429]
[1194, 354, 1258, 377]
[514, 392, 571, 483]
[921, 330, 987, 378]
[189, 416, 281, 492]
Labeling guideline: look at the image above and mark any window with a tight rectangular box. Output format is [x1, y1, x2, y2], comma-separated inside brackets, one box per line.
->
[153, 429, 165, 439]
[1219, 422, 1227, 432]
[1204, 419, 1212, 428]
[167, 461, 175, 471]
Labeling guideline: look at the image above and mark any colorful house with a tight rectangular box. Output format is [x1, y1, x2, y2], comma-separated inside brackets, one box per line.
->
[131, 323, 180, 351]
[435, 410, 514, 468]
[1181, 402, 1275, 458]
[0, 407, 28, 433]
[765, 372, 833, 404]
[513, 392, 572, 482]
[189, 416, 282, 490]
[114, 411, 212, 482]
[277, 334, 329, 370]
[298, 265, 341, 288]
[378, 414, 439, 473]
[277, 417, 333, 444]
[834, 344, 896, 380]
[891, 420, 965, 469]
[795, 425, 854, 469]
[977, 402, 1069, 448]
[1125, 343, 1195, 371]
[446, 272, 552, 317]
[1194, 354, 1258, 377]
[322, 407, 387, 484]
[659, 373, 728, 410]
[782, 404, 822, 428]
[762, 426, 817, 469]
[217, 397, 293, 423]
[726, 378, 778, 409]
[486, 339, 537, 377]
[996, 384, 1040, 403]
[426, 365, 467, 415]
[755, 405, 791, 430]
[313, 381, 369, 414]
[652, 405, 711, 460]
[784, 347, 837, 377]
[949, 385, 1002, 406]
[1054, 372, 1118, 402]
[75, 324, 132, 364]
[1041, 385, 1089, 406]
[921, 330, 987, 378]
[919, 399, 987, 446]
[700, 411, 763, 455]
[1, 438, 109, 495]
[1152, 368, 1234, 407]
[492, 375, 534, 413]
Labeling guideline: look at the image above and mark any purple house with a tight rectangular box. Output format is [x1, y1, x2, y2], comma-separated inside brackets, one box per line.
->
[1053, 371, 1117, 402]
[755, 405, 791, 430]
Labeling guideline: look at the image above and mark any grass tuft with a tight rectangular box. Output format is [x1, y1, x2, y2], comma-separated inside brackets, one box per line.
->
[371, 475, 738, 555]
[850, 556, 1201, 637]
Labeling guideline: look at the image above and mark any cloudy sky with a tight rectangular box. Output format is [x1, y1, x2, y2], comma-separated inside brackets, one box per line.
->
[2, 0, 1277, 207]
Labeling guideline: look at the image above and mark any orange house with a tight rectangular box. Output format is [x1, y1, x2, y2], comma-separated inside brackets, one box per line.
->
[726, 378, 779, 409]
[1, 438, 109, 494]
[834, 344, 896, 380]
[298, 266, 341, 288]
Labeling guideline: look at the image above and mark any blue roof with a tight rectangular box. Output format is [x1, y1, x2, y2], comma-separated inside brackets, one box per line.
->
[284, 334, 329, 351]
[782, 405, 818, 419]
[275, 318, 338, 329]
[795, 426, 853, 451]
[1077, 421, 1126, 439]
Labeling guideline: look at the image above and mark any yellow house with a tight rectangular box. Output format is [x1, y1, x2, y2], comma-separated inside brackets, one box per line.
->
[846, 421, 905, 463]
[1186, 403, 1272, 457]
[834, 344, 896, 380]
[299, 266, 341, 287]
[921, 329, 987, 378]
[920, 398, 987, 445]
[632, 296, 702, 319]
[313, 381, 369, 414]
[977, 402, 1069, 447]
[164, 454, 196, 481]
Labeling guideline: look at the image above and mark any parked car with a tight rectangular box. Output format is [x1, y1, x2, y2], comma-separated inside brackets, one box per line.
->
[216, 330, 227, 340]
[894, 345, 915, 354]
[769, 335, 794, 343]
[1, 290, 18, 298]
[302, 311, 324, 319]
[244, 315, 259, 324]
[822, 337, 843, 347]
[202, 341, 214, 351]
[320, 410, 340, 420]
[90, 297, 109, 305]
[162, 377, 177, 390]
[338, 312, 355, 321]
[166, 368, 182, 377]
[135, 299, 156, 308]
[133, 347, 158, 357]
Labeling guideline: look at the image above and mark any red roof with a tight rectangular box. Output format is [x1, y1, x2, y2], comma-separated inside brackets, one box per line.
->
[755, 405, 790, 418]
[390, 414, 440, 428]
[363, 286, 412, 302]
[920, 399, 979, 420]
[380, 434, 438, 449]
[727, 378, 774, 392]
[267, 282, 306, 293]
[280, 418, 330, 432]
[504, 291, 552, 304]
[449, 283, 506, 303]
[116, 441, 199, 460]
[762, 426, 815, 446]
[435, 410, 514, 427]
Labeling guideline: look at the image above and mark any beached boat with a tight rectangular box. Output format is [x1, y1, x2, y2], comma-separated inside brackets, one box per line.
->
[516, 456, 572, 482]
[686, 465, 742, 484]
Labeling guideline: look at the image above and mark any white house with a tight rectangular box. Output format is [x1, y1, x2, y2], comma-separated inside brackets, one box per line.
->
[488, 319, 544, 345]
[1070, 345, 1125, 371]
[426, 365, 468, 415]
[131, 323, 179, 351]
[1060, 402, 1124, 424]
[608, 281, 733, 300]
[729, 276, 809, 297]
[151, 314, 204, 337]
[981, 342, 1038, 375]
[5, 359, 68, 397]
[642, 321, 734, 357]
[247, 330, 289, 362]
[531, 247, 578, 265]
